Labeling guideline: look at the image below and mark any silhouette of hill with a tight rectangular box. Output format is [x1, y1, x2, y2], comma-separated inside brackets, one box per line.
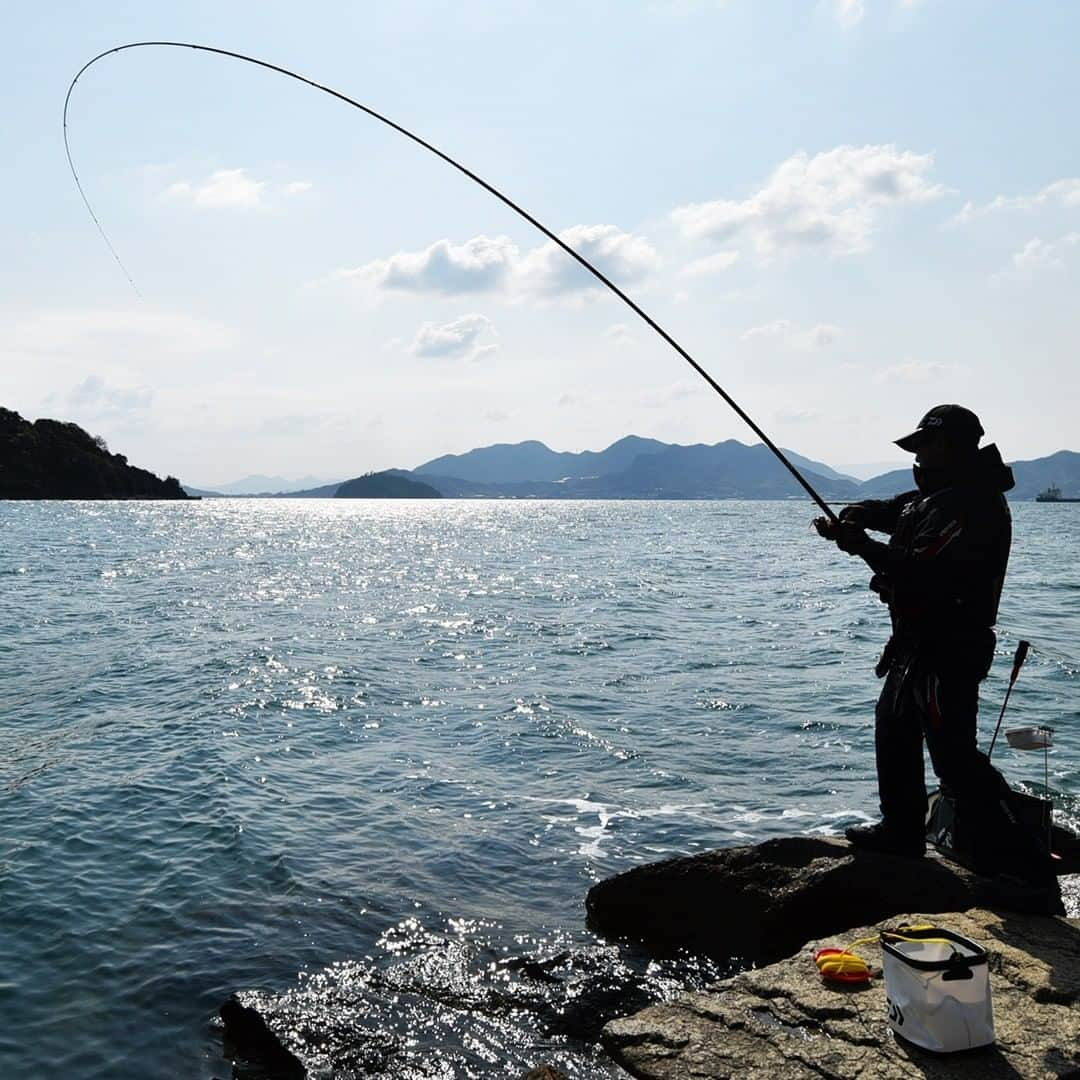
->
[780, 449, 858, 484]
[410, 435, 856, 498]
[0, 408, 189, 500]
[853, 467, 912, 498]
[414, 435, 669, 484]
[180, 436, 1080, 504]
[336, 472, 440, 498]
[398, 440, 859, 500]
[593, 441, 859, 499]
[1011, 451, 1080, 499]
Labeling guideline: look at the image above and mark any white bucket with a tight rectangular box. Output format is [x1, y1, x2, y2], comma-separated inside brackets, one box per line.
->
[880, 926, 994, 1053]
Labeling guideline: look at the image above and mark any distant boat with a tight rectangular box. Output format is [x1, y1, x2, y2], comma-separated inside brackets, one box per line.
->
[1035, 485, 1080, 503]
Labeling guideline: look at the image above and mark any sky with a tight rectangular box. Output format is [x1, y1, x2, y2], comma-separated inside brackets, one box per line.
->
[3, 0, 1078, 487]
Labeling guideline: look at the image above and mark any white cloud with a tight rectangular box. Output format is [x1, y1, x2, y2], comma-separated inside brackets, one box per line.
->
[349, 236, 518, 295]
[832, 0, 866, 27]
[0, 309, 236, 438]
[166, 169, 266, 209]
[951, 178, 1080, 225]
[742, 320, 840, 348]
[343, 225, 660, 299]
[829, 0, 927, 25]
[799, 324, 841, 349]
[471, 344, 500, 363]
[875, 359, 943, 384]
[43, 374, 154, 419]
[742, 319, 792, 341]
[164, 170, 314, 209]
[605, 323, 635, 346]
[672, 144, 944, 258]
[680, 251, 741, 277]
[515, 224, 661, 295]
[410, 313, 493, 357]
[1004, 233, 1080, 275]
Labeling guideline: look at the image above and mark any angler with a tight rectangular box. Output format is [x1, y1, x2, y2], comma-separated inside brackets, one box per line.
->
[814, 405, 1053, 886]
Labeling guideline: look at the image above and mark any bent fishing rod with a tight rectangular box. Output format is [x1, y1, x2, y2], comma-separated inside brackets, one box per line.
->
[64, 40, 837, 521]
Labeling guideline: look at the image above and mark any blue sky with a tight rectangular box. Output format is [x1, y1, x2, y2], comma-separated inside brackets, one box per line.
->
[3, 1, 1078, 485]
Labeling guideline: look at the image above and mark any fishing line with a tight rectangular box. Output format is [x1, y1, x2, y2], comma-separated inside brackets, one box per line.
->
[64, 40, 837, 520]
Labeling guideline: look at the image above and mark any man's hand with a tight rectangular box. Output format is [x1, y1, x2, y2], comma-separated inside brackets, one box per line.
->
[813, 516, 871, 555]
[838, 504, 868, 527]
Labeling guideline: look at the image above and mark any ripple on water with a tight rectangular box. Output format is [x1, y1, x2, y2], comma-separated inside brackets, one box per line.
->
[0, 500, 1076, 1077]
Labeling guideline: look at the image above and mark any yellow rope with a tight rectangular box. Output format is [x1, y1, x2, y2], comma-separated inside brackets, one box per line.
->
[815, 925, 962, 982]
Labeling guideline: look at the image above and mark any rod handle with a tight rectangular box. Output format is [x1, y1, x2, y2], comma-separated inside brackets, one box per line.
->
[1010, 640, 1030, 685]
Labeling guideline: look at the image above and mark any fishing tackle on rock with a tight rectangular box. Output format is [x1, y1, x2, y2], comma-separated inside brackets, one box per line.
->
[64, 41, 837, 520]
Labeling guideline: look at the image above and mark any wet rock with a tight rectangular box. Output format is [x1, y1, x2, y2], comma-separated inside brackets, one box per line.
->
[219, 930, 710, 1076]
[220, 995, 306, 1078]
[602, 907, 1080, 1079]
[586, 836, 1066, 965]
[520, 1067, 569, 1080]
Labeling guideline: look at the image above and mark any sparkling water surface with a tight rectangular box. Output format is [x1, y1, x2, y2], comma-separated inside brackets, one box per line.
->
[1, 500, 1077, 1077]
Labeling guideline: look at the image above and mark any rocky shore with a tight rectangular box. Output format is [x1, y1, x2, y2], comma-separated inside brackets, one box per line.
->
[589, 837, 1079, 1079]
[219, 837, 1078, 1077]
[603, 906, 1079, 1078]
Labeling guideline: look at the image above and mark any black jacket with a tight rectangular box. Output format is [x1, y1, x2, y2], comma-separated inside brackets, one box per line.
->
[846, 444, 1014, 678]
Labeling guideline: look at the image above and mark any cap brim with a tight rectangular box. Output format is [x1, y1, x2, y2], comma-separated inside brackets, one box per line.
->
[894, 429, 928, 452]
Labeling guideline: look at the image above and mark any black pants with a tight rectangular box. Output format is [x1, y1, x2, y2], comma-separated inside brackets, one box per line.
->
[875, 657, 1023, 869]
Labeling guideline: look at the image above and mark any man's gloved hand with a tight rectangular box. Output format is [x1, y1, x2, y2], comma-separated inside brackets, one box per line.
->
[813, 516, 871, 555]
[834, 523, 871, 554]
[838, 504, 868, 527]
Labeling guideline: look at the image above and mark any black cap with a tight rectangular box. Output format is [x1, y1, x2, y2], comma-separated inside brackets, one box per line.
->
[895, 404, 984, 452]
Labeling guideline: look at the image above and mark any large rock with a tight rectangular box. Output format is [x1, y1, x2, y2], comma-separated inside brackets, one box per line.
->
[603, 907, 1080, 1079]
[586, 837, 1067, 966]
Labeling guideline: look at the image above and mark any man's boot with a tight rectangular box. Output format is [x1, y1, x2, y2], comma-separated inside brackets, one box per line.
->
[845, 821, 926, 858]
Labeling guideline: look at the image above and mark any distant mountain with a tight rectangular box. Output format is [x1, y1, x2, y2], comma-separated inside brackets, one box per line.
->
[781, 449, 858, 484]
[0, 408, 190, 500]
[180, 437, 1080, 504]
[180, 481, 343, 498]
[336, 472, 440, 498]
[836, 460, 910, 481]
[855, 467, 914, 499]
[412, 435, 858, 497]
[194, 473, 343, 495]
[399, 439, 860, 500]
[857, 449, 1080, 500]
[273, 481, 343, 498]
[1010, 450, 1080, 500]
[414, 435, 669, 484]
[569, 441, 859, 500]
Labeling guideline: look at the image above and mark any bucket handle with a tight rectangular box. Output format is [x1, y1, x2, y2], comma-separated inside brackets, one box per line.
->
[941, 964, 975, 982]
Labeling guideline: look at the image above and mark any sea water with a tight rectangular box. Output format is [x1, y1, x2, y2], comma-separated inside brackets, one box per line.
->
[1, 500, 1076, 1077]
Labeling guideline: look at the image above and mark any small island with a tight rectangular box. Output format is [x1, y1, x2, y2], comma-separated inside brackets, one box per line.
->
[0, 407, 191, 500]
[334, 471, 441, 499]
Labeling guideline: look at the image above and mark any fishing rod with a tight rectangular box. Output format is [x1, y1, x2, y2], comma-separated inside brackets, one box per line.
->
[64, 40, 837, 521]
[988, 639, 1030, 759]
